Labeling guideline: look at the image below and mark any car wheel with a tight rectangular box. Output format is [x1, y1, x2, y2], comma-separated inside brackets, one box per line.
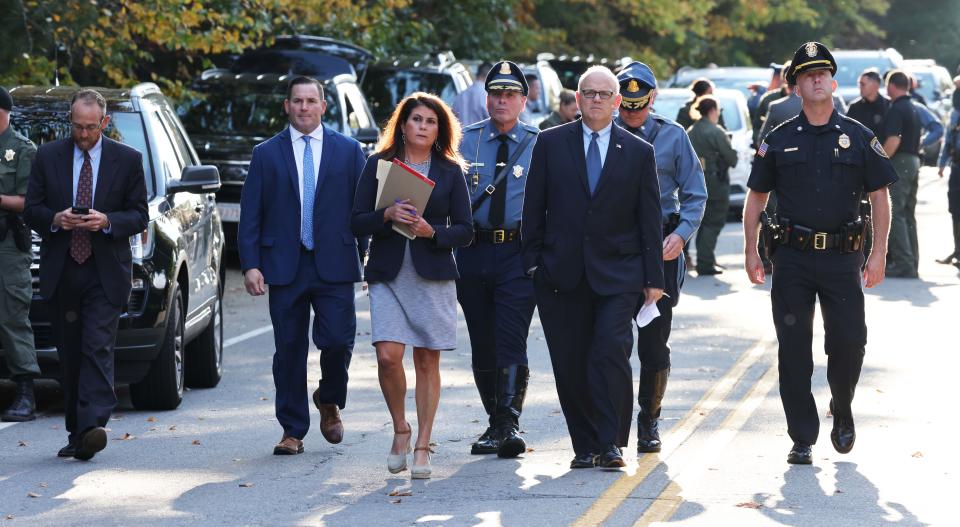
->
[185, 279, 223, 388]
[130, 285, 185, 410]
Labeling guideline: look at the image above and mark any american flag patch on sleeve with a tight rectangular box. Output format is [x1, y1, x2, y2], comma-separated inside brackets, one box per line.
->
[757, 142, 769, 158]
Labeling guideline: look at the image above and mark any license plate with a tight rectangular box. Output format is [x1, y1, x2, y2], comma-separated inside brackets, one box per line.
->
[217, 202, 241, 223]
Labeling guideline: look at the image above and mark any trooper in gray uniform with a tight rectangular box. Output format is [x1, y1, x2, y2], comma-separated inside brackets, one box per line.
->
[0, 86, 40, 422]
[457, 61, 540, 459]
[613, 62, 707, 453]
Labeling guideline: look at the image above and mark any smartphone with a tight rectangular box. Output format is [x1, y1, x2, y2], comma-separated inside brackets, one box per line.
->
[71, 206, 90, 215]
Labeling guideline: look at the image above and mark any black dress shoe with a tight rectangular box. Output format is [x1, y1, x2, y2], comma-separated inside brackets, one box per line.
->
[57, 442, 76, 458]
[570, 452, 597, 469]
[697, 266, 723, 276]
[470, 427, 499, 455]
[787, 442, 813, 465]
[830, 400, 856, 454]
[598, 444, 626, 468]
[74, 427, 107, 461]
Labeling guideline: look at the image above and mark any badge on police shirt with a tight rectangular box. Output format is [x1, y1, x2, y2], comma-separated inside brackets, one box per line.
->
[513, 165, 523, 178]
[838, 134, 850, 149]
[3, 149, 14, 162]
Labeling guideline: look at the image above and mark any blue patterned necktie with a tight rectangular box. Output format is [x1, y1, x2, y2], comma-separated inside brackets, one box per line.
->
[301, 136, 315, 250]
[586, 131, 601, 194]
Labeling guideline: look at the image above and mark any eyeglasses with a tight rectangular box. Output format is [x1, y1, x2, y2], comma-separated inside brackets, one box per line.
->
[580, 89, 615, 100]
[71, 119, 104, 133]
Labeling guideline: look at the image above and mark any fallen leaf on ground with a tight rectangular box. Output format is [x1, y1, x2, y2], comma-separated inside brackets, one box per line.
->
[735, 502, 762, 509]
[114, 433, 135, 441]
[835, 489, 844, 494]
[191, 439, 201, 445]
[391, 499, 402, 504]
[6, 514, 14, 519]
[239, 483, 254, 488]
[147, 416, 157, 422]
[17, 440, 27, 447]
[470, 419, 480, 423]
[388, 490, 412, 497]
[260, 397, 269, 401]
[149, 427, 158, 432]
[912, 451, 924, 458]
[27, 492, 41, 498]
[38, 483, 47, 488]
[526, 448, 535, 453]
[875, 388, 884, 394]
[168, 426, 177, 431]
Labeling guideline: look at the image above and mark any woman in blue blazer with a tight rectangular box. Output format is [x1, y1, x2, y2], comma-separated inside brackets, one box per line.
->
[352, 92, 473, 479]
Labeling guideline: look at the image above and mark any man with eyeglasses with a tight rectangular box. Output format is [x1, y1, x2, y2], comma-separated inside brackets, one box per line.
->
[612, 62, 706, 454]
[522, 66, 664, 469]
[24, 88, 148, 460]
[0, 86, 41, 423]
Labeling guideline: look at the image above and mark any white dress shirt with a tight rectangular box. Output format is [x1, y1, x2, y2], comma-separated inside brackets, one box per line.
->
[582, 120, 613, 167]
[289, 125, 323, 208]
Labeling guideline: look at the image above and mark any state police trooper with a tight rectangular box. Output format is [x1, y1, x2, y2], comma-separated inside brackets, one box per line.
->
[743, 42, 898, 465]
[0, 86, 40, 422]
[457, 61, 539, 458]
[613, 62, 707, 453]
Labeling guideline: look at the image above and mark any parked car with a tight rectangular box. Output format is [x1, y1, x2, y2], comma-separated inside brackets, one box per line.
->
[519, 56, 566, 126]
[904, 58, 954, 118]
[539, 53, 634, 90]
[666, 66, 771, 101]
[363, 51, 472, 128]
[832, 48, 904, 103]
[4, 83, 226, 410]
[650, 88, 754, 218]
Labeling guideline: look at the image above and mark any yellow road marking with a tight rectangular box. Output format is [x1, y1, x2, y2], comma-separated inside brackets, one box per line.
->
[571, 337, 776, 527]
[633, 360, 779, 526]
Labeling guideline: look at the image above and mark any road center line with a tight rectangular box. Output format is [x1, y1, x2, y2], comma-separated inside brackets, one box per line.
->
[572, 336, 776, 527]
[634, 359, 780, 526]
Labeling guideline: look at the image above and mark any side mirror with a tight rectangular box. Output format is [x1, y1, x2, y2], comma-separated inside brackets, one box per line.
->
[355, 126, 380, 145]
[167, 165, 221, 196]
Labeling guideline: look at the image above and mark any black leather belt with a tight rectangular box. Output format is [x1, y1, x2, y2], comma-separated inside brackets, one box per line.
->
[475, 228, 519, 244]
[785, 228, 842, 250]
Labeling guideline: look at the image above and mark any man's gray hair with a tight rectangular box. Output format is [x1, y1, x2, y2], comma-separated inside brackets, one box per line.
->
[577, 66, 620, 94]
[71, 88, 107, 119]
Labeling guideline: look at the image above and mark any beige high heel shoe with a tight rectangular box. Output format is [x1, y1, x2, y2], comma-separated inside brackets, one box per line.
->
[411, 446, 435, 479]
[387, 422, 412, 474]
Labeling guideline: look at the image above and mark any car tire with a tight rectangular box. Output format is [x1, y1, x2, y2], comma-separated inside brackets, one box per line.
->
[130, 285, 185, 410]
[185, 278, 223, 389]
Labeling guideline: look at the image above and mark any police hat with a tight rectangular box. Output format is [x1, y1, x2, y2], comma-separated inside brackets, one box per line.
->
[617, 61, 657, 111]
[0, 86, 12, 112]
[785, 42, 837, 85]
[485, 61, 528, 96]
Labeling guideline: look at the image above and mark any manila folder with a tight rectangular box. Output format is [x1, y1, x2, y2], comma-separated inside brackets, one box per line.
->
[375, 159, 435, 240]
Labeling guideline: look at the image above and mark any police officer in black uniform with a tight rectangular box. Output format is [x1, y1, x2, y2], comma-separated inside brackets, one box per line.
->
[743, 42, 898, 465]
[457, 61, 540, 459]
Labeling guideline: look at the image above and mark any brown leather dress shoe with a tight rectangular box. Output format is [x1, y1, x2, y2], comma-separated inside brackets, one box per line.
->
[273, 436, 304, 455]
[318, 402, 344, 444]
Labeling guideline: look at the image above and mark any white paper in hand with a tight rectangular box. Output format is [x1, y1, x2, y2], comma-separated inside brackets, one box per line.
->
[635, 301, 661, 328]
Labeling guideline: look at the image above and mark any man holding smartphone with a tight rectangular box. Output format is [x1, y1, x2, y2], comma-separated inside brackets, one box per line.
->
[24, 88, 148, 461]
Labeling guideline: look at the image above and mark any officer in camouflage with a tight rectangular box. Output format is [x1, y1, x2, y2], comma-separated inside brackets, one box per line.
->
[0, 86, 40, 422]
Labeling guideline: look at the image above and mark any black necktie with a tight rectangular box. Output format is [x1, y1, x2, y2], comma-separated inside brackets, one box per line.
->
[488, 134, 509, 227]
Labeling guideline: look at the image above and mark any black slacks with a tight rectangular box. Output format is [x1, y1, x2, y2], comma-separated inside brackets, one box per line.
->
[535, 273, 639, 456]
[49, 256, 122, 441]
[771, 247, 866, 446]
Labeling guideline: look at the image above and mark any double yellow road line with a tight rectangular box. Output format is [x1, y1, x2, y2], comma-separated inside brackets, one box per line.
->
[573, 336, 779, 526]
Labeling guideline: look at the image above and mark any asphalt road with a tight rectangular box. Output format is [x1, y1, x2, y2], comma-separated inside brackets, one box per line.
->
[1, 167, 956, 526]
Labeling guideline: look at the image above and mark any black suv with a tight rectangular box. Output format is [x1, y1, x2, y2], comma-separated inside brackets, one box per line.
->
[3, 83, 226, 410]
[363, 51, 472, 127]
[179, 35, 379, 248]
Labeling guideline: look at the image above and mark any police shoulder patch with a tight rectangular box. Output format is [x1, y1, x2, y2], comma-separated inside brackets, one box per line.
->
[870, 137, 888, 158]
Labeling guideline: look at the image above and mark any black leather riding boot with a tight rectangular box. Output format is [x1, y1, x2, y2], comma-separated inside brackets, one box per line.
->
[637, 368, 669, 453]
[470, 368, 499, 454]
[495, 364, 529, 458]
[1, 377, 36, 422]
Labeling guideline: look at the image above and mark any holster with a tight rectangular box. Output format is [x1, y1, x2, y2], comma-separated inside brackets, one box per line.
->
[840, 218, 866, 254]
[6, 215, 32, 253]
[759, 211, 782, 259]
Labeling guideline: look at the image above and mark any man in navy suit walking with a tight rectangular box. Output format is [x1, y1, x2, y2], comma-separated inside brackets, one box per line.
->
[238, 76, 366, 455]
[522, 66, 664, 469]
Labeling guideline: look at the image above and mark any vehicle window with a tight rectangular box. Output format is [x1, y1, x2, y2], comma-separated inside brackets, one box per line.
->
[834, 57, 896, 89]
[161, 107, 199, 165]
[364, 69, 455, 126]
[914, 72, 936, 102]
[341, 84, 372, 133]
[719, 97, 743, 131]
[538, 65, 563, 112]
[177, 82, 343, 137]
[9, 108, 155, 198]
[148, 111, 184, 181]
[651, 95, 687, 127]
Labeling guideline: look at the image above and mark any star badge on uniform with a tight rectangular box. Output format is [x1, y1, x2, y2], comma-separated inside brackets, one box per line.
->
[3, 149, 14, 162]
[513, 165, 523, 178]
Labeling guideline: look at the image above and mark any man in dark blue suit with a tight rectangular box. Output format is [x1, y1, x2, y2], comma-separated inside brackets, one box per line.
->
[522, 66, 665, 469]
[25, 89, 149, 460]
[238, 76, 366, 455]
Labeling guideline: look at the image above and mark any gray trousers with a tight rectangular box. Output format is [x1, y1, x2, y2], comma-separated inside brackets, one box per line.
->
[0, 238, 38, 378]
[888, 153, 920, 273]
